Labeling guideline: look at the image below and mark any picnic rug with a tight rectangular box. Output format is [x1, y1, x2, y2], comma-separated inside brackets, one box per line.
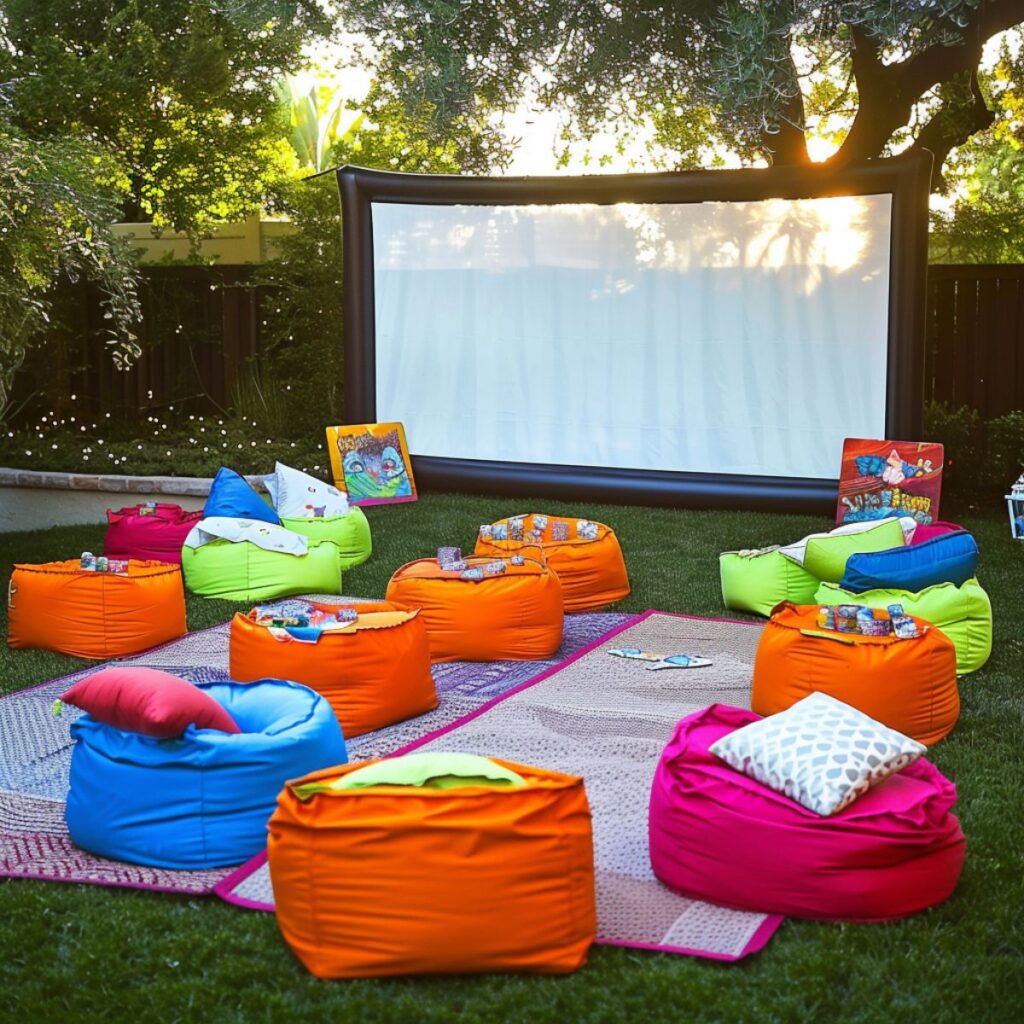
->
[0, 604, 630, 897]
[218, 610, 783, 962]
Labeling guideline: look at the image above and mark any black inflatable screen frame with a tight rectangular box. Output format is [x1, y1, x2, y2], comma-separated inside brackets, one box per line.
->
[337, 153, 932, 512]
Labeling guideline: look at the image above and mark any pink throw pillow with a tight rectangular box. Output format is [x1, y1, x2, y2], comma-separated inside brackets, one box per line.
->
[62, 667, 240, 737]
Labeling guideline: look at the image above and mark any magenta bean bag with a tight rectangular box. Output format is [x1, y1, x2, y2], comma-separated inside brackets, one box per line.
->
[648, 704, 965, 921]
[910, 521, 962, 545]
[105, 504, 203, 566]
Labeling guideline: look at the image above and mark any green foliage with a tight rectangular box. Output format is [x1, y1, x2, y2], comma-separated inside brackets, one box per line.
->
[334, 1, 1024, 169]
[276, 75, 364, 173]
[0, 0, 332, 234]
[0, 119, 142, 420]
[930, 46, 1024, 263]
[923, 400, 1024, 498]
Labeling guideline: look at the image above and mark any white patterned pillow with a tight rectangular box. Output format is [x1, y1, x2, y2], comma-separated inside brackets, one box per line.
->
[709, 692, 926, 816]
[264, 462, 349, 518]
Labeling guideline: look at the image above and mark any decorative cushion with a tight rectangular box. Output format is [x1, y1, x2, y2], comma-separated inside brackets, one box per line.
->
[104, 503, 202, 565]
[385, 555, 564, 662]
[709, 692, 925, 816]
[840, 530, 979, 593]
[815, 578, 992, 675]
[300, 752, 527, 793]
[648, 703, 965, 920]
[269, 756, 595, 977]
[65, 678, 347, 869]
[800, 517, 908, 583]
[264, 462, 350, 518]
[229, 601, 437, 738]
[473, 513, 629, 612]
[61, 667, 240, 737]
[751, 603, 959, 745]
[7, 559, 187, 660]
[204, 467, 279, 525]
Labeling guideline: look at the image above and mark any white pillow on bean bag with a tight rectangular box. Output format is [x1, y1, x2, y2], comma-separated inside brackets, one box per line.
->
[264, 463, 350, 518]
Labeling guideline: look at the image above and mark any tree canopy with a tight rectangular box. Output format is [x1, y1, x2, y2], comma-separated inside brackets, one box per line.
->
[335, 0, 1024, 184]
[1, 0, 331, 232]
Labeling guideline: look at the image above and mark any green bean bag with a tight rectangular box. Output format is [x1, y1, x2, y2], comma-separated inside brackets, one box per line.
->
[815, 577, 992, 675]
[282, 508, 372, 571]
[720, 518, 913, 618]
[181, 538, 343, 602]
[802, 518, 907, 583]
[719, 547, 820, 617]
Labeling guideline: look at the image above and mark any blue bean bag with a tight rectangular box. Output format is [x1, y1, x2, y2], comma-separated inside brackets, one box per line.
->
[204, 467, 280, 525]
[840, 531, 979, 594]
[65, 678, 347, 869]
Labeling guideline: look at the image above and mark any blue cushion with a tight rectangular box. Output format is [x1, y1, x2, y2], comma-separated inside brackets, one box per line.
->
[65, 678, 347, 869]
[204, 467, 280, 524]
[840, 531, 979, 594]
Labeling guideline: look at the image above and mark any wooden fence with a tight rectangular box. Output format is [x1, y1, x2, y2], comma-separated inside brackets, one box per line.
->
[926, 264, 1024, 418]
[11, 263, 1024, 426]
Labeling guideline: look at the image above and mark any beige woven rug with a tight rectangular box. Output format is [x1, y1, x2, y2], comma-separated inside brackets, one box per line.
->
[218, 611, 782, 961]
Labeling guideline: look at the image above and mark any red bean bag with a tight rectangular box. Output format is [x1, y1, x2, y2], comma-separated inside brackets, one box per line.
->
[648, 704, 965, 921]
[909, 521, 962, 545]
[105, 504, 202, 565]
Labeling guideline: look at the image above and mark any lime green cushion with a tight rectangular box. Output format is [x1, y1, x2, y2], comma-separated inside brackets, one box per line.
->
[293, 753, 527, 800]
[282, 507, 372, 571]
[815, 577, 992, 675]
[803, 518, 906, 584]
[720, 547, 820, 617]
[181, 538, 342, 602]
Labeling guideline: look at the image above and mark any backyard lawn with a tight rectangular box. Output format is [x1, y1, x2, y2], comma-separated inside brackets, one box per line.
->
[1, 493, 1021, 1024]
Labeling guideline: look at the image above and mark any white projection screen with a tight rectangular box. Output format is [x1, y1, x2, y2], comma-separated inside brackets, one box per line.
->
[339, 157, 931, 511]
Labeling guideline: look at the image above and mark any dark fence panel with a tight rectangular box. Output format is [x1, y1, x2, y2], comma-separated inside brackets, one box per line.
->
[926, 264, 1024, 418]
[11, 262, 1024, 429]
[13, 266, 267, 424]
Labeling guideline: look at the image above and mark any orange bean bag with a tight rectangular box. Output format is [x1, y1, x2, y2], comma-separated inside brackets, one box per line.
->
[7, 560, 186, 660]
[473, 513, 629, 612]
[385, 555, 563, 662]
[751, 603, 959, 746]
[268, 755, 596, 977]
[228, 602, 438, 738]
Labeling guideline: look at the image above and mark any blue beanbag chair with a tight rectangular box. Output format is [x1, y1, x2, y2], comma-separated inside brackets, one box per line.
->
[204, 467, 280, 525]
[65, 678, 347, 869]
[840, 531, 979, 594]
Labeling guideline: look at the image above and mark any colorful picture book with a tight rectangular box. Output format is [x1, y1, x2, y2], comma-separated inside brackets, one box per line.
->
[836, 438, 943, 526]
[325, 422, 417, 506]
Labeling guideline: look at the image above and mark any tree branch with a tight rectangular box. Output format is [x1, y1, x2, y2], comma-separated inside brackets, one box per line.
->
[832, 0, 1024, 167]
[760, 43, 809, 165]
[909, 70, 997, 190]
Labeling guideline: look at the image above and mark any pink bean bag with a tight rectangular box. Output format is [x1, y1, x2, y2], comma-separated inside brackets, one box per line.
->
[909, 521, 962, 545]
[105, 504, 203, 566]
[648, 704, 965, 921]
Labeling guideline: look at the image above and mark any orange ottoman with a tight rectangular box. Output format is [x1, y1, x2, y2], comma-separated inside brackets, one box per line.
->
[229, 602, 437, 738]
[7, 560, 186, 660]
[751, 603, 959, 746]
[385, 555, 563, 662]
[473, 513, 629, 612]
[268, 754, 596, 977]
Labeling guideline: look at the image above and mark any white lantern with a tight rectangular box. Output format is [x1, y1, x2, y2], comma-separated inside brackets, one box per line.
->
[1008, 475, 1024, 540]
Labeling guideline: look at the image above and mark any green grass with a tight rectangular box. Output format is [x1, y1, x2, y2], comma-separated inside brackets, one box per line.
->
[1, 494, 1022, 1024]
